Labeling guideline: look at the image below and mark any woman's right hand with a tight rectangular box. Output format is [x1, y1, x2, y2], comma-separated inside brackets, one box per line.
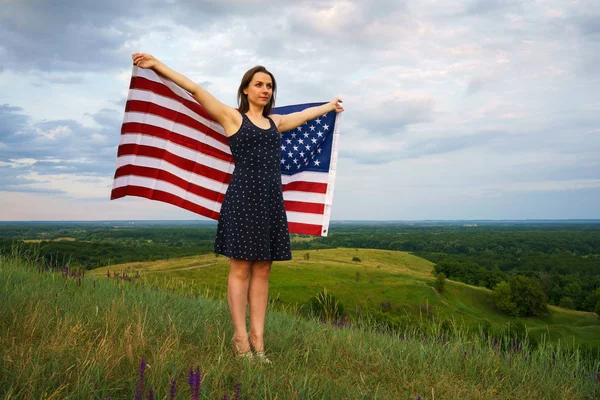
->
[132, 53, 158, 69]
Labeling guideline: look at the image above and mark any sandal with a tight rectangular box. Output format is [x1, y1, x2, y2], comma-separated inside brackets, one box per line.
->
[231, 336, 253, 359]
[248, 333, 272, 364]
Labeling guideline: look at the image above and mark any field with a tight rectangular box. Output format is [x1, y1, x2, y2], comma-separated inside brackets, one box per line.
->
[91, 248, 600, 351]
[2, 253, 600, 399]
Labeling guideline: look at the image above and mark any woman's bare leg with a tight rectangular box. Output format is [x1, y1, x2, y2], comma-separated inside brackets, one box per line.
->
[228, 258, 252, 352]
[248, 260, 272, 351]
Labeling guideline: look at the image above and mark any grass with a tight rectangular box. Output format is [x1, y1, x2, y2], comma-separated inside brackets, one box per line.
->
[91, 248, 600, 351]
[1, 252, 600, 399]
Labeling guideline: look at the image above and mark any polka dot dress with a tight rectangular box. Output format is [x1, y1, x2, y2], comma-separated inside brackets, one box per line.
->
[213, 112, 292, 261]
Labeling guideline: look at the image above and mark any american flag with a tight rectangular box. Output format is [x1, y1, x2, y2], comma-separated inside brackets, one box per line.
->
[110, 66, 341, 236]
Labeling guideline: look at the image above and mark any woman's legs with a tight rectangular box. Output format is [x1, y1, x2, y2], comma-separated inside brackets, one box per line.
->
[248, 260, 272, 351]
[227, 258, 252, 352]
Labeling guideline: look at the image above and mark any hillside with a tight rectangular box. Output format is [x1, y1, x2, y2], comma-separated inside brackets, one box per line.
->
[2, 254, 599, 399]
[92, 248, 600, 350]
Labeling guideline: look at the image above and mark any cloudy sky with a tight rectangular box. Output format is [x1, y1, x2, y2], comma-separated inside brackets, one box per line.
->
[1, 0, 599, 221]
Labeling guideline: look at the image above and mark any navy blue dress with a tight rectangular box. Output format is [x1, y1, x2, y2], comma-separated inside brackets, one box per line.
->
[213, 112, 292, 261]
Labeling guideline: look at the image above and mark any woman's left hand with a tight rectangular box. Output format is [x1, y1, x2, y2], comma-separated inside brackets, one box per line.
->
[329, 97, 344, 113]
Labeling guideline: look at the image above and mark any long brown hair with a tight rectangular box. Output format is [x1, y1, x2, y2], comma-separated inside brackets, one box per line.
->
[237, 66, 277, 117]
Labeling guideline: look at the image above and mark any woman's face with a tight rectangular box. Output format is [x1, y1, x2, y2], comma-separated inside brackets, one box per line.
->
[243, 72, 273, 108]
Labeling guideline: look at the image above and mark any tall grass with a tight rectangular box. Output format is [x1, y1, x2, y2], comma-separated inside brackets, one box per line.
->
[1, 246, 599, 399]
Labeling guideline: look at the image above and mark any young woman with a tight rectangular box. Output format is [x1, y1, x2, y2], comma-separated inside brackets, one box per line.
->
[131, 53, 344, 363]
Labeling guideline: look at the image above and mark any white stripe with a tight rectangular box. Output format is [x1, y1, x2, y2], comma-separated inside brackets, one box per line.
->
[285, 211, 326, 225]
[281, 170, 329, 184]
[282, 191, 326, 203]
[128, 89, 225, 135]
[118, 133, 234, 173]
[115, 156, 231, 193]
[123, 111, 231, 155]
[135, 67, 200, 105]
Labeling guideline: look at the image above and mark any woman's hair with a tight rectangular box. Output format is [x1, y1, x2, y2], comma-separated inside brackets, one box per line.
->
[237, 66, 277, 117]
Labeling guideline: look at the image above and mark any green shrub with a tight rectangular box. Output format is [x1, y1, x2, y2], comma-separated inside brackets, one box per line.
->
[434, 272, 446, 293]
[558, 296, 575, 309]
[494, 276, 548, 317]
[308, 288, 345, 320]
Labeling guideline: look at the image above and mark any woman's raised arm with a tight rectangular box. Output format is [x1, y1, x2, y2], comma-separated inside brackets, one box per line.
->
[132, 53, 237, 128]
[270, 97, 344, 133]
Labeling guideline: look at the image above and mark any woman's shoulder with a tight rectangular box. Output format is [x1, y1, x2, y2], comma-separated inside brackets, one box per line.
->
[268, 114, 282, 129]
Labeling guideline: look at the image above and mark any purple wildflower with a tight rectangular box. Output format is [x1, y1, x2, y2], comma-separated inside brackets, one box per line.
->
[188, 365, 202, 400]
[417, 396, 422, 400]
[223, 394, 228, 400]
[135, 358, 147, 400]
[147, 387, 154, 400]
[169, 377, 177, 400]
[233, 382, 242, 400]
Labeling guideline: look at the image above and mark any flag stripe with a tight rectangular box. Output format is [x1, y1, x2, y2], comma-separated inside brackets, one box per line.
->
[111, 185, 221, 220]
[130, 75, 220, 127]
[116, 144, 232, 185]
[122, 112, 230, 156]
[125, 98, 227, 147]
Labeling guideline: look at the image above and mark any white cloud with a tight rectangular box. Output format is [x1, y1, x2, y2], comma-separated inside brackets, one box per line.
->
[14, 171, 113, 199]
[35, 125, 72, 140]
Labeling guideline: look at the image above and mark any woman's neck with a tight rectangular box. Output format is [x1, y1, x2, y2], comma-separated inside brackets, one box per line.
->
[246, 103, 266, 118]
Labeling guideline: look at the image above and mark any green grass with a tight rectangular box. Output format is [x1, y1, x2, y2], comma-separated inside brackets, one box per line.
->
[2, 253, 600, 399]
[92, 248, 600, 351]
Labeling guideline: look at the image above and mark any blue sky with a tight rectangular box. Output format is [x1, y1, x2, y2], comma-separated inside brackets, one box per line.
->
[0, 0, 599, 221]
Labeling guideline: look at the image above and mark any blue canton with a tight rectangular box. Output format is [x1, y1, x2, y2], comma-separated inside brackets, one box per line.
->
[272, 102, 336, 176]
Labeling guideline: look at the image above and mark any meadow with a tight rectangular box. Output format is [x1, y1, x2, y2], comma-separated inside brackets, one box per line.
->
[92, 248, 600, 352]
[2, 252, 600, 399]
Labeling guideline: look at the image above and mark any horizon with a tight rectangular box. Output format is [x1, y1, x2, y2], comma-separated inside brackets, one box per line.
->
[1, 218, 599, 224]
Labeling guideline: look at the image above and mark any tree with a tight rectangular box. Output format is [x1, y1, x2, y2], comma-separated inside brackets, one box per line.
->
[508, 275, 549, 317]
[494, 281, 518, 316]
[434, 272, 446, 293]
[559, 296, 575, 309]
[494, 276, 548, 317]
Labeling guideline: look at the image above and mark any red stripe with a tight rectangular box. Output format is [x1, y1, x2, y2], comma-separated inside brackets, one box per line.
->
[282, 180, 327, 194]
[120, 124, 233, 164]
[113, 165, 227, 203]
[116, 144, 232, 183]
[125, 100, 228, 147]
[288, 221, 324, 236]
[283, 200, 324, 214]
[111, 186, 221, 220]
[130, 76, 219, 125]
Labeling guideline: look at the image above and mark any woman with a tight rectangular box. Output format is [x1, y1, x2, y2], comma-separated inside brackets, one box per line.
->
[131, 53, 344, 363]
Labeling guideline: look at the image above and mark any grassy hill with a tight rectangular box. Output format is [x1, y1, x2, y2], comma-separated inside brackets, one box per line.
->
[92, 248, 600, 351]
[2, 253, 600, 399]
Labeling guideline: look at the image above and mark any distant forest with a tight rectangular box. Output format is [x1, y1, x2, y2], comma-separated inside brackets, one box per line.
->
[1, 221, 599, 313]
